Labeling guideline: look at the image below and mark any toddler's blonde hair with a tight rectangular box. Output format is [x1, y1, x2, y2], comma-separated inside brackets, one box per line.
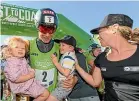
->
[2, 36, 29, 59]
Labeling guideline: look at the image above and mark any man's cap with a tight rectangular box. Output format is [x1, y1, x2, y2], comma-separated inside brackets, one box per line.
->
[90, 14, 133, 34]
[54, 35, 76, 48]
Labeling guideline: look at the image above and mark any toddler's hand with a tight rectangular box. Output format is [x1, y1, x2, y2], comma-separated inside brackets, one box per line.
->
[51, 54, 58, 64]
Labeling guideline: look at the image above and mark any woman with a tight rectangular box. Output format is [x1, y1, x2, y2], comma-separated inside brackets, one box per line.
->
[75, 14, 139, 101]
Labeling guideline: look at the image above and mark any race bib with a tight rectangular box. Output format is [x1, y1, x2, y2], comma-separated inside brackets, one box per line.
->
[35, 68, 55, 88]
[44, 16, 54, 24]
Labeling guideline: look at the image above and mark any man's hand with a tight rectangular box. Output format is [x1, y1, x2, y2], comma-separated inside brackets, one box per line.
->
[62, 75, 78, 89]
[29, 68, 35, 72]
[29, 68, 35, 78]
[29, 71, 35, 78]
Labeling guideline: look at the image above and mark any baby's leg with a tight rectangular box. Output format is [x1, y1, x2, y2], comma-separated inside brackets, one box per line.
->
[34, 90, 49, 101]
[48, 86, 71, 101]
[46, 95, 59, 101]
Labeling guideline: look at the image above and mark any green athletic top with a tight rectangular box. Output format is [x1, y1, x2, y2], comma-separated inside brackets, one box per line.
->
[29, 38, 60, 92]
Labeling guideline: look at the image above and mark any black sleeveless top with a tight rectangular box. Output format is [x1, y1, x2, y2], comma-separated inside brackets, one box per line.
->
[95, 45, 139, 101]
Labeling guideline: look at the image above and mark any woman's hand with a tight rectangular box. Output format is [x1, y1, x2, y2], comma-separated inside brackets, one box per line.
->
[62, 75, 78, 89]
[75, 61, 80, 70]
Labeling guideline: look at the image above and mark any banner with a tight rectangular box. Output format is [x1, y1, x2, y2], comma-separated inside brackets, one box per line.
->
[1, 3, 38, 36]
[1, 3, 94, 49]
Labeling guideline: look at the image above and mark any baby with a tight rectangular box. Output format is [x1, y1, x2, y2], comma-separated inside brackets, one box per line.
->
[3, 37, 49, 101]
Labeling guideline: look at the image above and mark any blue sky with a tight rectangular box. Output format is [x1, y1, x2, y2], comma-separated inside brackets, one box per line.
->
[2, 1, 139, 36]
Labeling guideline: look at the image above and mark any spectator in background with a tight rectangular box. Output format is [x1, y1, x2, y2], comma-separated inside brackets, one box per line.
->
[89, 43, 104, 101]
[1, 45, 7, 100]
[89, 43, 102, 57]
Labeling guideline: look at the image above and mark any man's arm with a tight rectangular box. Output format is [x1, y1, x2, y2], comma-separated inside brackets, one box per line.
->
[15, 74, 33, 83]
[62, 75, 78, 89]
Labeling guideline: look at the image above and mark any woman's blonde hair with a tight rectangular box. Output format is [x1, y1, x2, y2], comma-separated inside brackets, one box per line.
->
[2, 37, 29, 59]
[117, 25, 132, 40]
[131, 28, 139, 44]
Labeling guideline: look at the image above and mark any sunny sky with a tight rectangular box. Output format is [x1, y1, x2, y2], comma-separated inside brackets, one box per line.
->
[2, 1, 139, 36]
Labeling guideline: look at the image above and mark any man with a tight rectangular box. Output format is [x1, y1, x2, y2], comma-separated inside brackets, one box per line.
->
[29, 8, 77, 100]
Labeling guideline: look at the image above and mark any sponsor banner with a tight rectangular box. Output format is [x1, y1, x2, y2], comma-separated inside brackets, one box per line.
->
[1, 3, 38, 36]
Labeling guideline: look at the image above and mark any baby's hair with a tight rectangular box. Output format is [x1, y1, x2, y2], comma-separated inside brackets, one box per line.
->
[1, 46, 11, 59]
[8, 36, 29, 52]
[2, 37, 29, 59]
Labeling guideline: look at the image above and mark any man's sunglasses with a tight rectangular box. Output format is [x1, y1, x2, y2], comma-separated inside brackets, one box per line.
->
[38, 25, 56, 34]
